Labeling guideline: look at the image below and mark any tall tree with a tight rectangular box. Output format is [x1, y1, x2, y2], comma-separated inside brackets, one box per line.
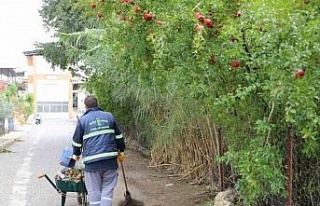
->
[37, 0, 98, 69]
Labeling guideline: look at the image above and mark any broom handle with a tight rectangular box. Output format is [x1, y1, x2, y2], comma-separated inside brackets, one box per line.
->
[120, 161, 129, 192]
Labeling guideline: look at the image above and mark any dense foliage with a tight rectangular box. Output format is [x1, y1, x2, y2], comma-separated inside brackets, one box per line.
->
[39, 0, 320, 205]
[0, 84, 34, 123]
[0, 97, 13, 120]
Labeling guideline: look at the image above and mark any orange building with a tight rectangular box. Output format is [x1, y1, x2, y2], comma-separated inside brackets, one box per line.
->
[23, 50, 73, 119]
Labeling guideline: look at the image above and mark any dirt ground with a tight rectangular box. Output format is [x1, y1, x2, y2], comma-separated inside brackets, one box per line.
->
[113, 147, 214, 206]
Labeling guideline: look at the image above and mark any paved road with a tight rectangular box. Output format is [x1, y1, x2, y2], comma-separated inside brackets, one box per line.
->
[0, 118, 126, 206]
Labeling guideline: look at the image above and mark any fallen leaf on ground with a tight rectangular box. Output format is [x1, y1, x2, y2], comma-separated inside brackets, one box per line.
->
[0, 148, 14, 153]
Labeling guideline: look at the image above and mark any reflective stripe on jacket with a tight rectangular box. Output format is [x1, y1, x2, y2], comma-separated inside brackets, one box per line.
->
[73, 107, 122, 164]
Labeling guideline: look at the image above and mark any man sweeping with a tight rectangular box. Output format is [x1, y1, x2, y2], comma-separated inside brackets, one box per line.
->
[72, 95, 125, 206]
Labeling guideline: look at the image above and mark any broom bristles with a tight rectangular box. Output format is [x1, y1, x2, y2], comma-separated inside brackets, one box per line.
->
[118, 194, 144, 206]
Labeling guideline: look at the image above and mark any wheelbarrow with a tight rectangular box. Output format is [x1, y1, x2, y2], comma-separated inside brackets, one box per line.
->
[38, 172, 88, 206]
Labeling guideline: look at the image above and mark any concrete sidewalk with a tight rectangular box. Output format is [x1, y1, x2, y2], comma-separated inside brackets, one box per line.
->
[0, 120, 33, 150]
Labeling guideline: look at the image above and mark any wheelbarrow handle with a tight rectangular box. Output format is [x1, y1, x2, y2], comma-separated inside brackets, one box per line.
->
[38, 173, 59, 192]
[37, 173, 46, 179]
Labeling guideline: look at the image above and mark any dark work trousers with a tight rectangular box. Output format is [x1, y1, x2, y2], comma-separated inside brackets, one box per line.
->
[85, 169, 118, 206]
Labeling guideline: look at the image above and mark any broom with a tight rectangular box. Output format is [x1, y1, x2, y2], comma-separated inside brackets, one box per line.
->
[118, 161, 144, 206]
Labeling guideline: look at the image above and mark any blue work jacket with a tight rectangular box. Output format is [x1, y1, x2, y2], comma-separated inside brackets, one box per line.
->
[72, 107, 125, 165]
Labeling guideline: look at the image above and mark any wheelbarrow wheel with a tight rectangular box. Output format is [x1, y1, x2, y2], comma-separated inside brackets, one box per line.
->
[77, 192, 88, 206]
[77, 192, 82, 204]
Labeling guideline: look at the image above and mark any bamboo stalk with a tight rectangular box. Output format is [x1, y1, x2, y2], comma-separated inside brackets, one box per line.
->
[217, 128, 225, 191]
[286, 125, 294, 206]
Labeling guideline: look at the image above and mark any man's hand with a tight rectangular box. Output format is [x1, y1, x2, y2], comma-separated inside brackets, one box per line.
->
[72, 155, 80, 161]
[118, 152, 125, 163]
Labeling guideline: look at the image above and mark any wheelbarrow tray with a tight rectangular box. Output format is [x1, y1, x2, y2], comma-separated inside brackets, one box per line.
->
[55, 179, 86, 192]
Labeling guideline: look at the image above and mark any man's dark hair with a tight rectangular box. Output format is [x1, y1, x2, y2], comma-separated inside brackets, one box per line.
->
[84, 95, 98, 108]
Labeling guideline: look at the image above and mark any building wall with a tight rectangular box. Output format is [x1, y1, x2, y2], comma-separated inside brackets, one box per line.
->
[27, 55, 73, 119]
[75, 89, 87, 116]
[0, 68, 16, 91]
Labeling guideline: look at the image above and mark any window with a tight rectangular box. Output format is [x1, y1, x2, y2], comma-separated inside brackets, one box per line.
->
[37, 101, 68, 113]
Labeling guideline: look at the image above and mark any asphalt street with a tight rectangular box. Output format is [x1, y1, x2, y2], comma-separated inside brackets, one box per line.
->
[0, 118, 126, 206]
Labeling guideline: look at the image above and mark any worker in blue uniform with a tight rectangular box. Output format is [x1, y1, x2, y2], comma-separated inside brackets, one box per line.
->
[72, 95, 125, 206]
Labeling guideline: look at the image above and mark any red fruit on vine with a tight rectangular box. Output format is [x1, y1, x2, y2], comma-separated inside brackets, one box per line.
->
[194, 24, 204, 32]
[122, 0, 134, 4]
[294, 69, 305, 78]
[209, 54, 217, 65]
[194, 12, 201, 18]
[195, 12, 205, 23]
[91, 2, 97, 9]
[97, 11, 102, 20]
[235, 10, 242, 18]
[204, 18, 213, 28]
[231, 60, 241, 69]
[135, 6, 141, 13]
[144, 12, 153, 21]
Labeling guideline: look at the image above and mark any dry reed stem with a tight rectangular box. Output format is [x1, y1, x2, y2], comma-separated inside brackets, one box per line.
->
[150, 118, 221, 187]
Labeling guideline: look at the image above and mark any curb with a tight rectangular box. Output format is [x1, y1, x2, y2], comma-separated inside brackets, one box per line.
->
[0, 136, 23, 150]
[0, 122, 33, 150]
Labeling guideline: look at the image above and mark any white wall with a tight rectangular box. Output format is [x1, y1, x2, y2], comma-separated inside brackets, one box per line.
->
[37, 79, 69, 101]
[33, 56, 72, 119]
[34, 56, 68, 75]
